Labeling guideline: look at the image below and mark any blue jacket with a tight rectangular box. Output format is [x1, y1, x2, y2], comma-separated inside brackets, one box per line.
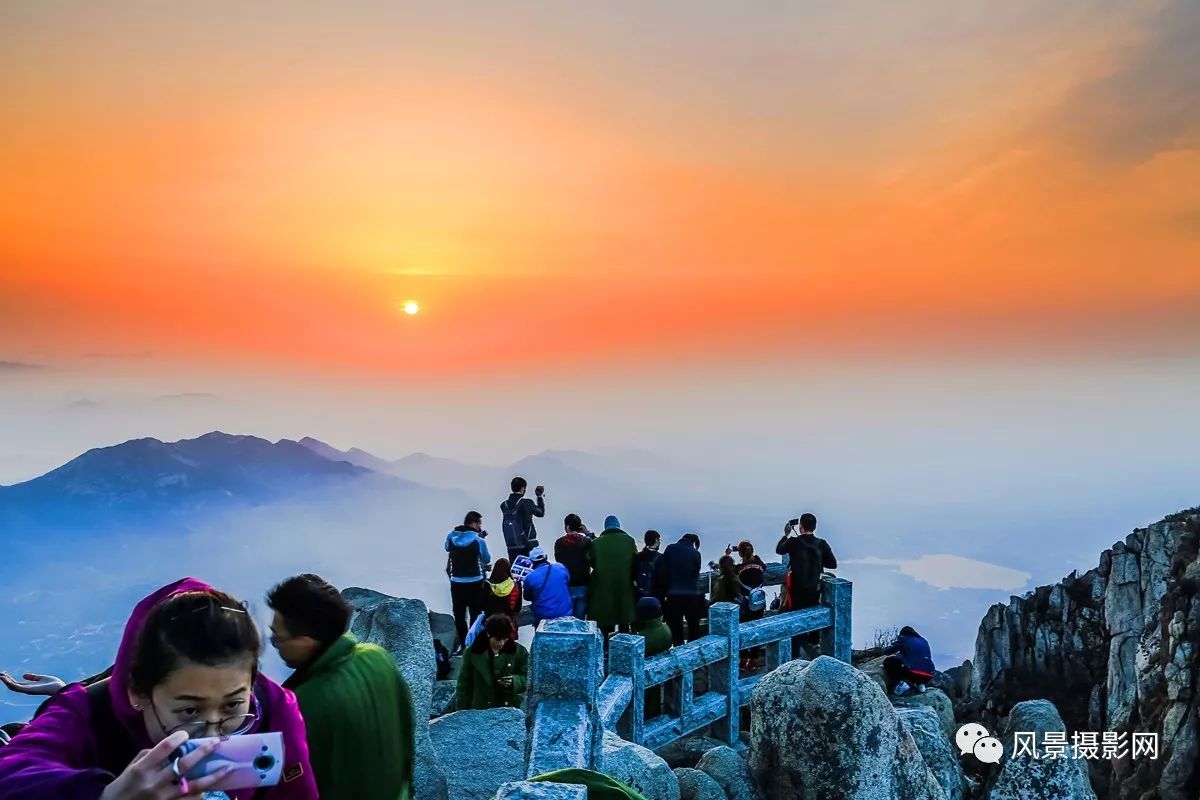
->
[885, 632, 935, 675]
[445, 528, 491, 584]
[523, 562, 573, 623]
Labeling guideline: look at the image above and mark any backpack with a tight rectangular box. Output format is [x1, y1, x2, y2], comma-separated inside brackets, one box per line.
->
[433, 639, 453, 680]
[744, 585, 767, 613]
[447, 537, 483, 580]
[502, 499, 526, 552]
[787, 537, 825, 593]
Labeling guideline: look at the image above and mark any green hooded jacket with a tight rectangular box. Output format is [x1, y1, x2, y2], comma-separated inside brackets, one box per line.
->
[631, 617, 672, 717]
[456, 638, 530, 710]
[587, 528, 638, 627]
[283, 633, 414, 800]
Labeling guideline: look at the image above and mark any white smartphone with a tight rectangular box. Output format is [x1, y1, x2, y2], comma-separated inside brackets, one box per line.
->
[173, 731, 284, 791]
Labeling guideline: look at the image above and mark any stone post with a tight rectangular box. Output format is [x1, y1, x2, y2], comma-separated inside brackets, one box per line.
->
[608, 633, 646, 744]
[524, 617, 605, 777]
[819, 575, 853, 663]
[707, 602, 741, 744]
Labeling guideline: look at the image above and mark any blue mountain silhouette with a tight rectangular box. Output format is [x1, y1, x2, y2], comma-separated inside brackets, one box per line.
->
[0, 431, 401, 533]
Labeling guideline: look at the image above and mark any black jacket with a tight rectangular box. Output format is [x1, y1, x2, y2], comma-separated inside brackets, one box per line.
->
[502, 493, 545, 553]
[554, 533, 593, 587]
[634, 549, 661, 598]
[655, 539, 702, 597]
[777, 534, 837, 594]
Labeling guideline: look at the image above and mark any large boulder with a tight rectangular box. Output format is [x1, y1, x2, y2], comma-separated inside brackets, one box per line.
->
[858, 654, 888, 690]
[748, 656, 946, 800]
[431, 680, 457, 718]
[933, 661, 973, 703]
[856, 655, 956, 741]
[696, 745, 763, 800]
[430, 708, 525, 800]
[600, 730, 681, 800]
[428, 609, 457, 653]
[893, 689, 956, 742]
[896, 707, 964, 800]
[988, 700, 1097, 800]
[344, 588, 447, 800]
[655, 735, 729, 769]
[674, 767, 726, 800]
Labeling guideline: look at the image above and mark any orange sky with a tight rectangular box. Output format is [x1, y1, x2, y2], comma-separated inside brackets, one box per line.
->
[1, 2, 1197, 377]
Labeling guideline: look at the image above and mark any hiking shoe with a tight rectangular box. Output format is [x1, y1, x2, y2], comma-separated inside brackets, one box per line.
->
[916, 683, 928, 694]
[893, 681, 911, 696]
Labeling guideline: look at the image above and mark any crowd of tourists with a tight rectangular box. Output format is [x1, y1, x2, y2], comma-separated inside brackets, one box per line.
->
[0, 474, 936, 800]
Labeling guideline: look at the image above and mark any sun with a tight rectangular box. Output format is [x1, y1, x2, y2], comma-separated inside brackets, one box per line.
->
[401, 301, 420, 316]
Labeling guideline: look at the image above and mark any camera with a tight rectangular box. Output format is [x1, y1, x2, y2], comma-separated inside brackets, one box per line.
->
[787, 518, 800, 528]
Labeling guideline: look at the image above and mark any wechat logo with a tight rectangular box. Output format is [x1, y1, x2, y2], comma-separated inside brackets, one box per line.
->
[956, 723, 1003, 764]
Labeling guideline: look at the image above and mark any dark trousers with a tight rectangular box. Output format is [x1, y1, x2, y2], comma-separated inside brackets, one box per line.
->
[665, 594, 705, 646]
[883, 655, 932, 692]
[599, 624, 631, 639]
[450, 580, 486, 647]
[790, 587, 822, 658]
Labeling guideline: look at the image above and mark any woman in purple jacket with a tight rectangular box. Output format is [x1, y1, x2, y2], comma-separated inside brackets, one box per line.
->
[0, 577, 318, 800]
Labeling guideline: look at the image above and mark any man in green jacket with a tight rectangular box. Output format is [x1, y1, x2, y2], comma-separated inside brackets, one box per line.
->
[268, 574, 415, 800]
[587, 515, 638, 638]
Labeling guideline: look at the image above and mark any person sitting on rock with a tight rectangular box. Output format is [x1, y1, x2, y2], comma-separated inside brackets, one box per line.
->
[882, 625, 936, 696]
[0, 578, 318, 800]
[483, 558, 523, 639]
[456, 614, 530, 711]
[631, 597, 672, 719]
[521, 547, 574, 629]
[268, 573, 415, 800]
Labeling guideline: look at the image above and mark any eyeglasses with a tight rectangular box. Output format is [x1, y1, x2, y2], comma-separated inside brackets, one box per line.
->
[150, 695, 260, 739]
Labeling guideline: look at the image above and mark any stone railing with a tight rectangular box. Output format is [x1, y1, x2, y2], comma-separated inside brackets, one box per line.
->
[602, 574, 851, 748]
[497, 573, 851, 797]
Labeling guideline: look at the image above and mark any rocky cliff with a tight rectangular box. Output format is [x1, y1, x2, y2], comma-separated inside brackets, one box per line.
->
[969, 507, 1200, 799]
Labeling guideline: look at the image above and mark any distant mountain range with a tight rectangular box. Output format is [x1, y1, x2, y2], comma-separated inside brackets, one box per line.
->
[0, 432, 418, 533]
[0, 431, 739, 541]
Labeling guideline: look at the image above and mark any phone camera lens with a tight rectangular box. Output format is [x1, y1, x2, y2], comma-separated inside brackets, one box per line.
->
[253, 754, 276, 772]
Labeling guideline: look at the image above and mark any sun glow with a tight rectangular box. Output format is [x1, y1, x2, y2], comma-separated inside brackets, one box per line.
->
[402, 301, 420, 316]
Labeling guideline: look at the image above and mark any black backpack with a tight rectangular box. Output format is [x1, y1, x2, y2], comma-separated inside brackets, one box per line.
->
[502, 499, 526, 552]
[433, 639, 452, 680]
[788, 537, 825, 594]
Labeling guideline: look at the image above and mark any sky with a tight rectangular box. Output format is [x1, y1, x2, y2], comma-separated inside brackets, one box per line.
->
[1, 1, 1199, 652]
[1, 0, 1197, 381]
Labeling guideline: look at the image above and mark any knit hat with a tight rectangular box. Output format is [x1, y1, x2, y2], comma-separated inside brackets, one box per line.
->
[529, 547, 548, 562]
[636, 596, 662, 622]
[604, 515, 621, 531]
